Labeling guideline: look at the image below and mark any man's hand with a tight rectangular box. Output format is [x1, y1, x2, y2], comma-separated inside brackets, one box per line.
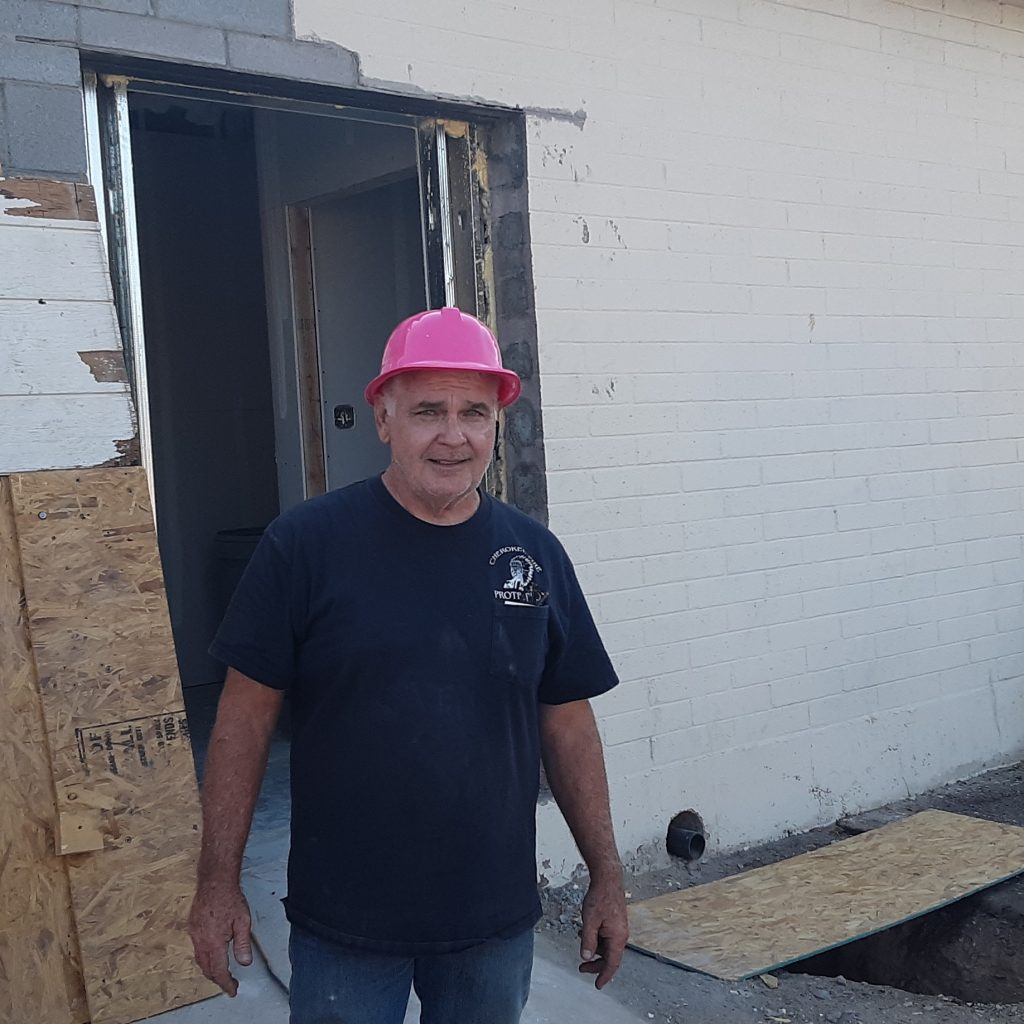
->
[578, 875, 629, 989]
[189, 879, 254, 996]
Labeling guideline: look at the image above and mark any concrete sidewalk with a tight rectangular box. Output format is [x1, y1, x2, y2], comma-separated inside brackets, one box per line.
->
[151, 943, 644, 1024]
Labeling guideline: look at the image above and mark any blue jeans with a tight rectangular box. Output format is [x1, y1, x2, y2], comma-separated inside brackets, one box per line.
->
[288, 925, 534, 1024]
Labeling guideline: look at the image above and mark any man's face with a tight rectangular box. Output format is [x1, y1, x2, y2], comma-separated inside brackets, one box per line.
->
[374, 370, 500, 512]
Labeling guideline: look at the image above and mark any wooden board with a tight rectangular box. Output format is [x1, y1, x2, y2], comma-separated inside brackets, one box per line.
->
[10, 467, 219, 1024]
[0, 180, 136, 474]
[0, 478, 89, 1024]
[0, 178, 98, 222]
[628, 810, 1024, 981]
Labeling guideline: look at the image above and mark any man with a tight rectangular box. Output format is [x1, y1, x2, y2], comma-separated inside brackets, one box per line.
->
[189, 307, 628, 1023]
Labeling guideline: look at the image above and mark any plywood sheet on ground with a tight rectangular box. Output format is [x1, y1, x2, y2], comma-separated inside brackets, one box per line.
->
[10, 468, 219, 1024]
[0, 478, 89, 1024]
[628, 810, 1024, 981]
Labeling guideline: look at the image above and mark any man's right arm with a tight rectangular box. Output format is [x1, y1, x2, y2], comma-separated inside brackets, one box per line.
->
[188, 668, 284, 996]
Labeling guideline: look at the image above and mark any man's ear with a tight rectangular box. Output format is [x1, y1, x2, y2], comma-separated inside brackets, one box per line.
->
[373, 401, 390, 444]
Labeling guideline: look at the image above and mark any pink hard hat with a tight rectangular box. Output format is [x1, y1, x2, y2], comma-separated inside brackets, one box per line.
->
[364, 307, 521, 407]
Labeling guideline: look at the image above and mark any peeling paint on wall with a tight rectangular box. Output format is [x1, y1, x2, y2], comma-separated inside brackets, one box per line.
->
[78, 350, 129, 384]
[0, 180, 98, 222]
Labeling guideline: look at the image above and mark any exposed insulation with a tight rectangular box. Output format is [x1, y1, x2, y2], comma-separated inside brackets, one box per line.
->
[628, 810, 1024, 981]
[0, 478, 89, 1024]
[9, 467, 218, 1024]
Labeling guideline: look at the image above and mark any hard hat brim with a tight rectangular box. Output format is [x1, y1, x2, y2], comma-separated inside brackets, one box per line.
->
[364, 362, 522, 408]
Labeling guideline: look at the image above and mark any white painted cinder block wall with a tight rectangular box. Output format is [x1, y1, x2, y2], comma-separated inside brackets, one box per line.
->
[296, 0, 1024, 876]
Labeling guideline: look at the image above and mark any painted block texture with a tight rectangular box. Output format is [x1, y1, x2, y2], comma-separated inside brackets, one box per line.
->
[0, 189, 135, 472]
[294, 0, 1024, 873]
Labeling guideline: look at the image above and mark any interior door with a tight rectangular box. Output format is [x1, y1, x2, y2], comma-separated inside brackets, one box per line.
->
[309, 176, 428, 491]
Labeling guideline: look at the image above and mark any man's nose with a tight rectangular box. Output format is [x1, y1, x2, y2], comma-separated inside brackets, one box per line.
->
[437, 413, 467, 443]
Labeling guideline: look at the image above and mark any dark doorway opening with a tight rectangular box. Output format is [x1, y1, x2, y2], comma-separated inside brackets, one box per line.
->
[127, 92, 426, 720]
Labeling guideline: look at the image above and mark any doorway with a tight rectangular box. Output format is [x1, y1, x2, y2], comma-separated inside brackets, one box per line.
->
[118, 89, 428, 692]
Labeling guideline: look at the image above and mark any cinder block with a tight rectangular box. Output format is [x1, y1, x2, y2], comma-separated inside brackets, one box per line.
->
[681, 458, 760, 492]
[770, 670, 841, 708]
[156, 0, 289, 35]
[0, 39, 82, 87]
[692, 684, 772, 726]
[841, 603, 909, 639]
[75, 0, 152, 14]
[78, 8, 226, 65]
[939, 611, 1000, 645]
[575, 557, 644, 596]
[0, 0, 78, 39]
[871, 571, 938, 608]
[643, 548, 726, 587]
[807, 688, 878, 729]
[2, 82, 87, 178]
[604, 737, 652, 777]
[642, 606, 731, 647]
[651, 723, 713, 766]
[601, 708, 658, 748]
[600, 580, 687, 622]
[762, 452, 835, 485]
[802, 529, 871, 564]
[710, 704, 809, 752]
[690, 627, 770, 670]
[685, 515, 763, 551]
[875, 623, 940, 659]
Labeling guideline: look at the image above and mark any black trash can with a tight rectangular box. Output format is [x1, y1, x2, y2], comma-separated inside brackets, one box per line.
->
[213, 526, 266, 615]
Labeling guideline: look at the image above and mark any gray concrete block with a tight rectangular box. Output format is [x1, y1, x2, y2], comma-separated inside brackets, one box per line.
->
[155, 0, 290, 39]
[0, 1, 78, 42]
[74, 0, 153, 15]
[78, 8, 227, 66]
[3, 81, 88, 179]
[0, 38, 82, 87]
[226, 32, 358, 87]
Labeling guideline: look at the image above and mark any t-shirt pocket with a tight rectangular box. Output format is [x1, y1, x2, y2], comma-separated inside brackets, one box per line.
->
[490, 604, 551, 687]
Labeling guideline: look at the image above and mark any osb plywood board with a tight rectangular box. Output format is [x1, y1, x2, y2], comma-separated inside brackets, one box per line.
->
[628, 810, 1024, 981]
[9, 468, 219, 1024]
[0, 478, 89, 1024]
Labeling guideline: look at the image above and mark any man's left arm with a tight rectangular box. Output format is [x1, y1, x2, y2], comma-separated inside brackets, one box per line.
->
[539, 699, 629, 989]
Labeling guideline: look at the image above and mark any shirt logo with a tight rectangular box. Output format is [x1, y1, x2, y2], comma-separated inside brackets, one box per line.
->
[490, 546, 548, 607]
[504, 555, 534, 591]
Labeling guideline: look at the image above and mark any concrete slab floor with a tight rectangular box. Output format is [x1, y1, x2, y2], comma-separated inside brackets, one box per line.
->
[146, 946, 644, 1024]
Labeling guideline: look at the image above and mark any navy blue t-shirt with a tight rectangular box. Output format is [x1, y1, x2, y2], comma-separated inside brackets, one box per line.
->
[210, 476, 618, 953]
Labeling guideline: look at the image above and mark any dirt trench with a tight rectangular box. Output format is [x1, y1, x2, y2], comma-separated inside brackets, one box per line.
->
[540, 762, 1024, 1023]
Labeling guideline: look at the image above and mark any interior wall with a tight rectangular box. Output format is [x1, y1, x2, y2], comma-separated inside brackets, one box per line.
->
[253, 111, 420, 511]
[131, 99, 279, 687]
[311, 176, 427, 491]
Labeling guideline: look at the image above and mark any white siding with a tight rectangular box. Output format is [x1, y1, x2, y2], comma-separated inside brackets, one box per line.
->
[0, 202, 135, 473]
[296, 0, 1024, 877]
